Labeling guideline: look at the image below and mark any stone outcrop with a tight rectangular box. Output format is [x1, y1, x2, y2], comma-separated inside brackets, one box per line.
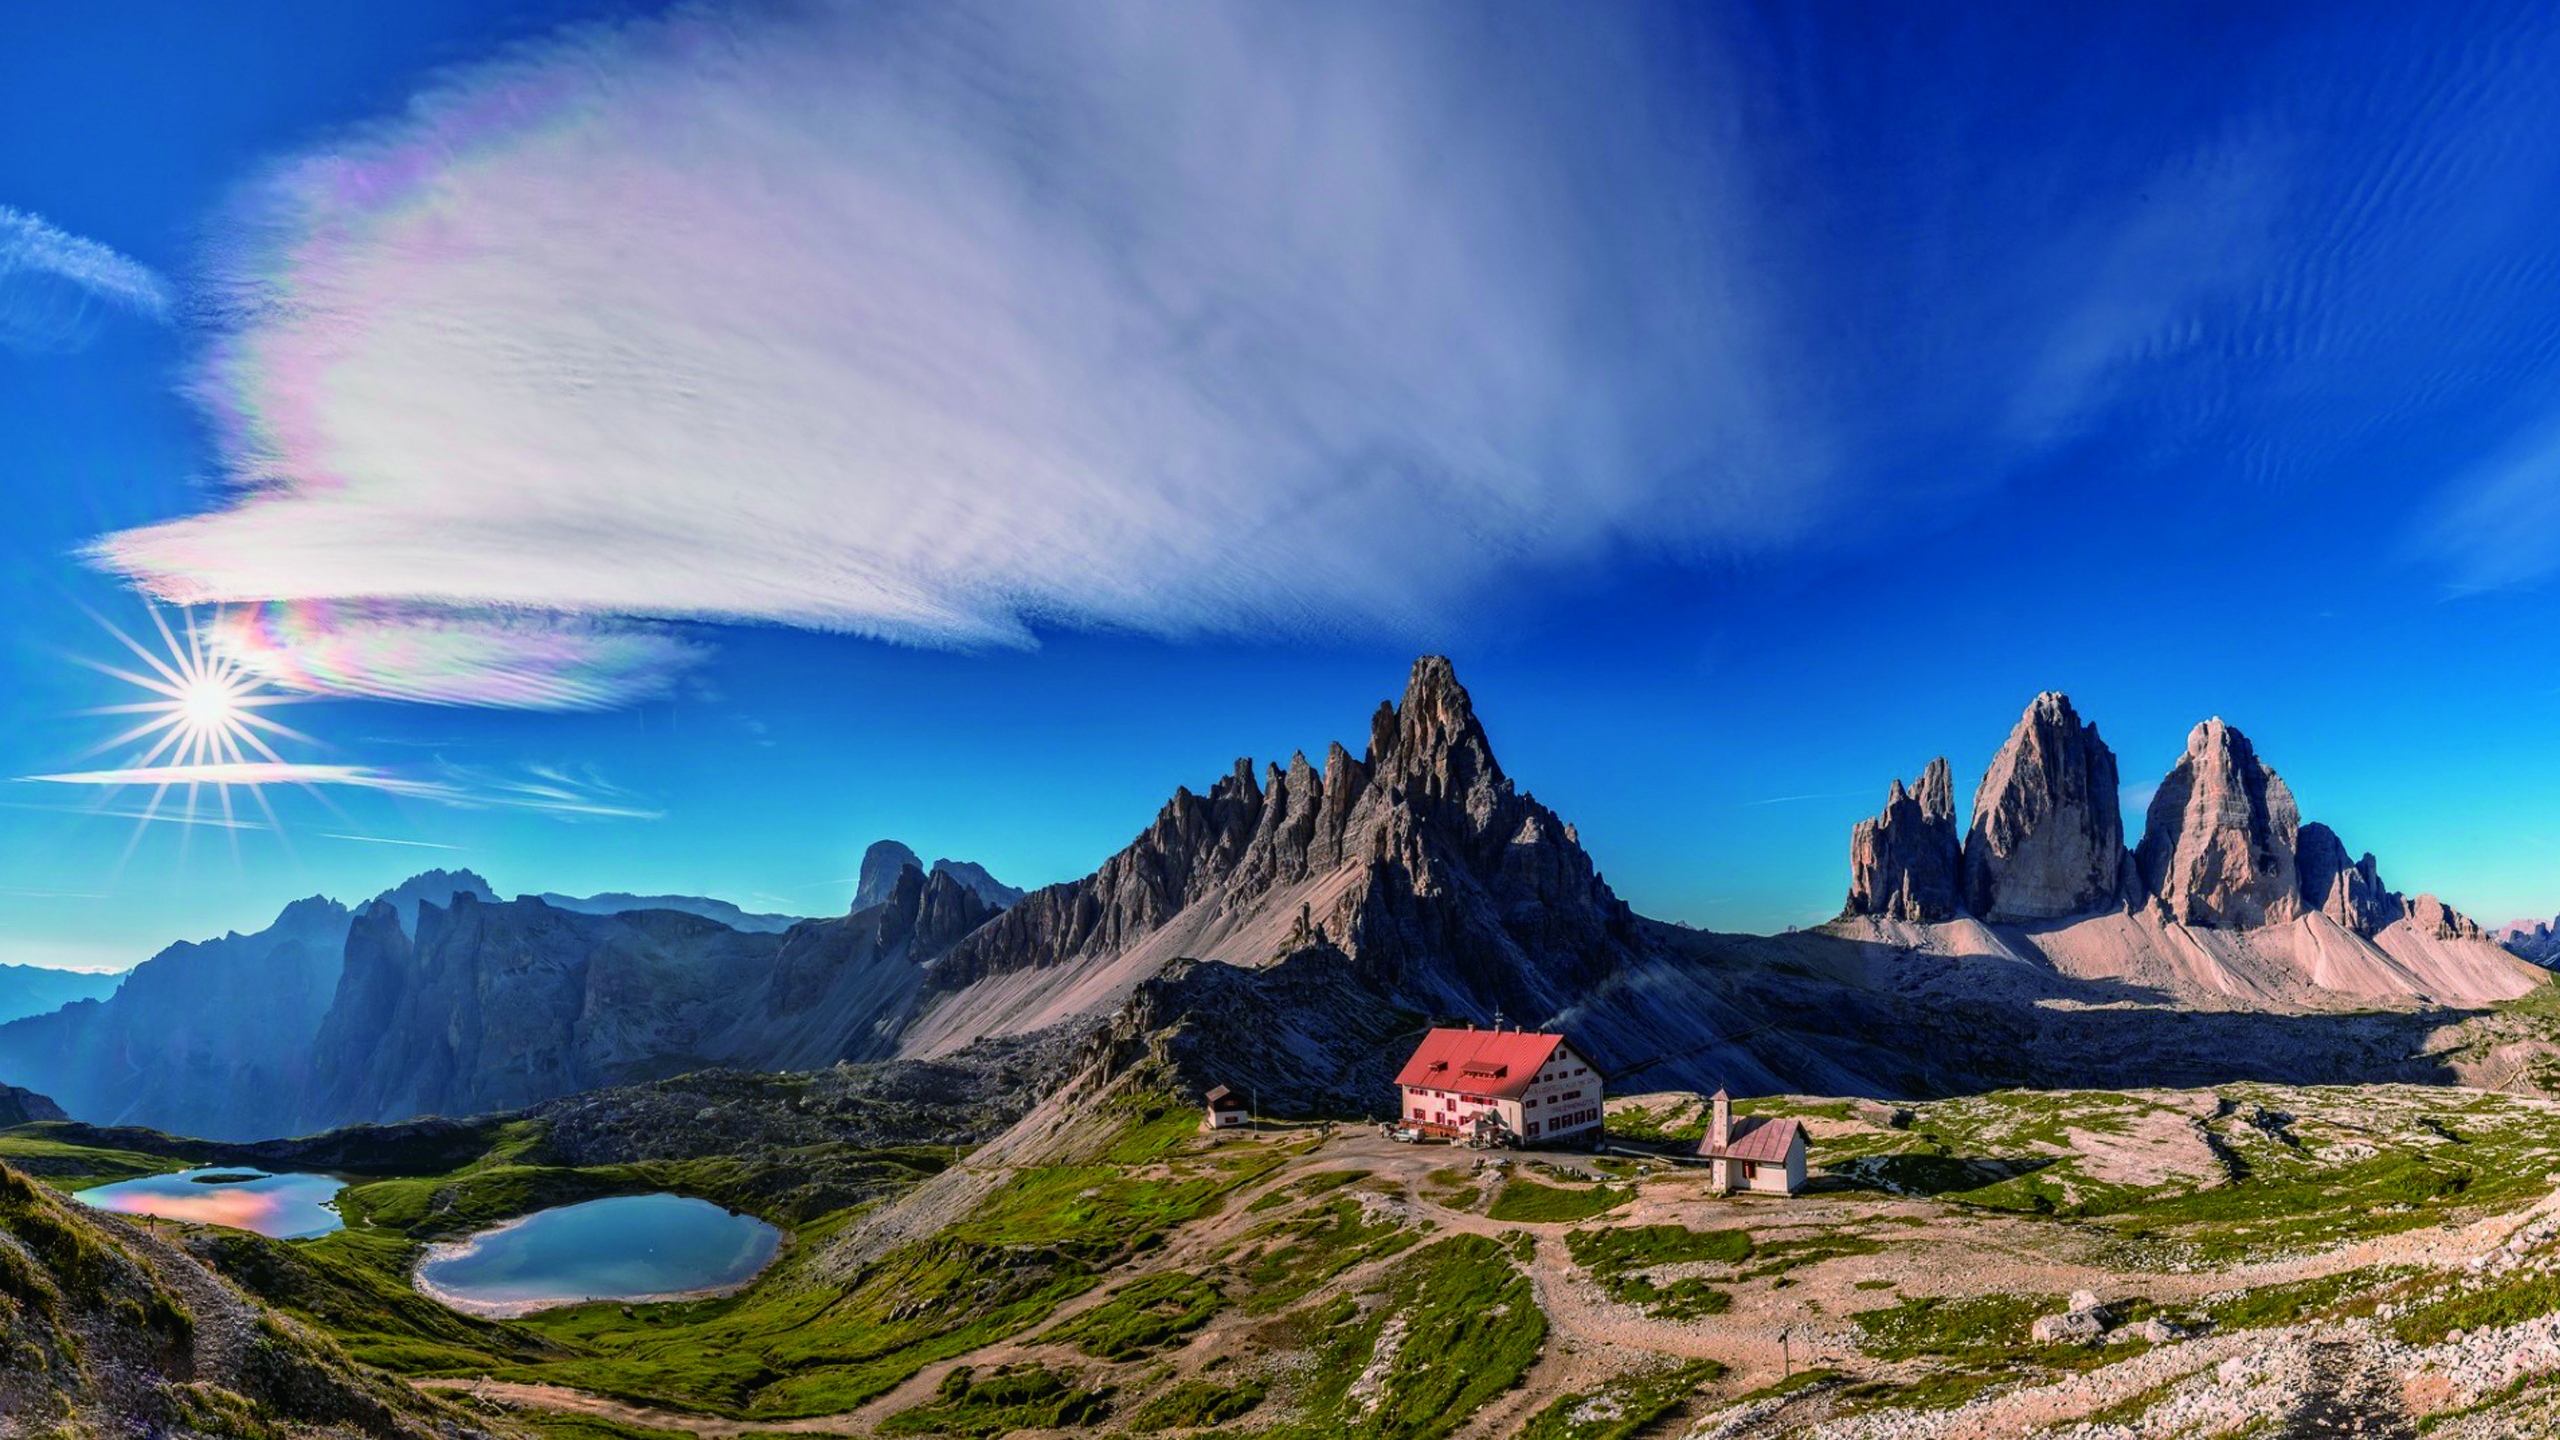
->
[0, 1083, 63, 1127]
[1962, 693, 2128, 921]
[854, 840, 1021, 911]
[929, 859, 1025, 910]
[1844, 758, 1962, 922]
[2406, 893, 2484, 942]
[2295, 822, 2395, 935]
[2136, 719, 2305, 929]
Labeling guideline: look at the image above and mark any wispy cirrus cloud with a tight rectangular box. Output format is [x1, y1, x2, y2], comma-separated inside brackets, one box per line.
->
[319, 832, 464, 850]
[88, 0, 2292, 707]
[23, 759, 658, 821]
[0, 206, 169, 351]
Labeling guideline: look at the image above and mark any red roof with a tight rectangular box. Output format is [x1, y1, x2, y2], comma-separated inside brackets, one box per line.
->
[1698, 1115, 1803, 1164]
[1394, 1028, 1569, 1100]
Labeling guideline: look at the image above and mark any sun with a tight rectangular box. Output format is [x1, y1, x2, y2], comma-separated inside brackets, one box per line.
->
[180, 670, 245, 737]
[69, 604, 317, 840]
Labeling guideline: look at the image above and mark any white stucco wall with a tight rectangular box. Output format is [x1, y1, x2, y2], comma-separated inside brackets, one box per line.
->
[1517, 1043, 1603, 1144]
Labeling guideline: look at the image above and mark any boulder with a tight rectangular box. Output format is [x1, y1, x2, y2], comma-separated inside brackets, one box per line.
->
[2135, 718, 2303, 929]
[1962, 693, 2128, 921]
[1844, 758, 1962, 922]
[2033, 1308, 2108, 1345]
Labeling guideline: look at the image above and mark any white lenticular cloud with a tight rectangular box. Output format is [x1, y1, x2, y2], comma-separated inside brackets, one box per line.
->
[0, 206, 170, 351]
[89, 1, 1805, 683]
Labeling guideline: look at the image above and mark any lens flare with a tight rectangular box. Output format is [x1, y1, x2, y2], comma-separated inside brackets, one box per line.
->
[67, 604, 320, 851]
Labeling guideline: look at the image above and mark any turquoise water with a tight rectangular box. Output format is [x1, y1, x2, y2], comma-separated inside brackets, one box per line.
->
[76, 1168, 345, 1239]
[413, 1193, 782, 1316]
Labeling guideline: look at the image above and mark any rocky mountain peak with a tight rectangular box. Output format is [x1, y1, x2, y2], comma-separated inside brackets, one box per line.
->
[854, 840, 925, 910]
[1370, 655, 1509, 819]
[924, 655, 1637, 1030]
[370, 867, 497, 936]
[2136, 717, 2303, 928]
[853, 840, 1021, 912]
[879, 863, 998, 958]
[1844, 757, 1961, 922]
[2495, 915, 2560, 966]
[1962, 691, 2127, 922]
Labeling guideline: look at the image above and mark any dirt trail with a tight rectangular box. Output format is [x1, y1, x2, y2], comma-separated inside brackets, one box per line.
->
[418, 1379, 867, 1436]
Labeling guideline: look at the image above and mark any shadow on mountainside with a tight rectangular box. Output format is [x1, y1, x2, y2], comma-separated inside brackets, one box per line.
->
[1062, 926, 2494, 1128]
[1607, 923, 2485, 1101]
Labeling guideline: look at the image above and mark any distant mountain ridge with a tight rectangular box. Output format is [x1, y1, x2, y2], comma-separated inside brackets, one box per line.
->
[854, 839, 1025, 911]
[0, 870, 494, 1139]
[298, 860, 996, 1130]
[2498, 916, 2560, 968]
[533, 890, 804, 933]
[0, 963, 120, 1026]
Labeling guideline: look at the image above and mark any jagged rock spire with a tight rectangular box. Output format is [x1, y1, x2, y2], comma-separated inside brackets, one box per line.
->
[929, 654, 1638, 1025]
[1368, 655, 1510, 827]
[1844, 757, 1962, 922]
[1962, 692, 2128, 922]
[2136, 718, 2303, 928]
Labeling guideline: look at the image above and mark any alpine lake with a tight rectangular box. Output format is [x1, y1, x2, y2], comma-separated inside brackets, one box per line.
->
[411, 1192, 783, 1316]
[77, 1167, 347, 1240]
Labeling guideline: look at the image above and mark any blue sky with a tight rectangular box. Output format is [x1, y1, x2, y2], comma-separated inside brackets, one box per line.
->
[6, 0, 2560, 971]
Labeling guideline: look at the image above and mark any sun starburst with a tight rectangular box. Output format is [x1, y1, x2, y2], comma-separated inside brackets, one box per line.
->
[69, 604, 322, 851]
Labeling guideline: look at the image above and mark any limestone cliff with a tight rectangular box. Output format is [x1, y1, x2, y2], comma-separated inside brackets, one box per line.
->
[297, 866, 996, 1131]
[2295, 822, 2395, 935]
[1963, 692, 2128, 921]
[1844, 758, 1962, 922]
[0, 870, 490, 1141]
[2136, 718, 2304, 928]
[853, 840, 925, 909]
[855, 840, 1020, 912]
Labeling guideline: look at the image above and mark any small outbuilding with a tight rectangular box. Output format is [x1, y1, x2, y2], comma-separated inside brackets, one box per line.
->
[1696, 1089, 1805, 1195]
[1201, 1085, 1251, 1131]
[1394, 1025, 1604, 1147]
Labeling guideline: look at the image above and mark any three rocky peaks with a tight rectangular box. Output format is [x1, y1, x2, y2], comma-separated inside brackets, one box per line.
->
[1845, 693, 2481, 939]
